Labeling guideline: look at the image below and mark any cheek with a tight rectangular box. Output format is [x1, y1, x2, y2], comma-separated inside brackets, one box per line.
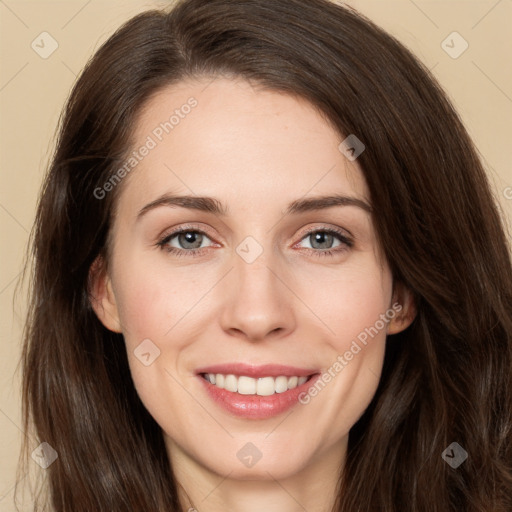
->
[110, 256, 207, 404]
[294, 258, 392, 419]
[112, 267, 189, 424]
[113, 259, 198, 345]
[296, 257, 393, 349]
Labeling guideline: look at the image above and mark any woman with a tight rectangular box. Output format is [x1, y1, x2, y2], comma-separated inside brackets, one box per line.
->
[17, 0, 512, 510]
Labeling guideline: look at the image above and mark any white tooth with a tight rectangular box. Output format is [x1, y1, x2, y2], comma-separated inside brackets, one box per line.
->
[238, 376, 257, 395]
[207, 373, 308, 394]
[287, 376, 298, 389]
[257, 377, 276, 396]
[224, 374, 238, 392]
[215, 373, 225, 389]
[275, 376, 289, 393]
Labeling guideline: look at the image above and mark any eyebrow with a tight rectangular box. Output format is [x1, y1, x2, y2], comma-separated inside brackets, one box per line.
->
[136, 193, 372, 221]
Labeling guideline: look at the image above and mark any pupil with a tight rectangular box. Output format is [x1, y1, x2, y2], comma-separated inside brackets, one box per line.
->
[181, 231, 202, 249]
[313, 232, 332, 249]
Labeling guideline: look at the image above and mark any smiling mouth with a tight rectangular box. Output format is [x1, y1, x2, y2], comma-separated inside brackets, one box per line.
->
[199, 372, 317, 396]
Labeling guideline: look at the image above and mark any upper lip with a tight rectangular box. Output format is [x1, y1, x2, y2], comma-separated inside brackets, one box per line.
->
[195, 362, 319, 378]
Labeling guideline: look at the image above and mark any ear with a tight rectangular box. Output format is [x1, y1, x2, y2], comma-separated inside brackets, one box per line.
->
[88, 255, 122, 333]
[387, 281, 417, 335]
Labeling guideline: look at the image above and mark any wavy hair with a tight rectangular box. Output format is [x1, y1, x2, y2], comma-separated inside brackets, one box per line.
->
[17, 0, 512, 510]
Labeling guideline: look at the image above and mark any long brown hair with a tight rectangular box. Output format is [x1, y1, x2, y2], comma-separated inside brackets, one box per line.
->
[17, 0, 512, 510]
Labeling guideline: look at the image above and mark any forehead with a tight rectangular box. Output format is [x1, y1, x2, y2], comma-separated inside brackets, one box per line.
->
[117, 77, 369, 216]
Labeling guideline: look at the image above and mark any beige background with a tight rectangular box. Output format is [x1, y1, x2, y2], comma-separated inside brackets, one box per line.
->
[1, 0, 511, 509]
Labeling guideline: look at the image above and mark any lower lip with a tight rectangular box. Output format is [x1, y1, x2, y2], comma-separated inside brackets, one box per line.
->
[197, 373, 321, 419]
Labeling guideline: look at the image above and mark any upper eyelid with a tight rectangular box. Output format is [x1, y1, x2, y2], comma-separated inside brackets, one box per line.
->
[159, 224, 214, 242]
[297, 225, 352, 239]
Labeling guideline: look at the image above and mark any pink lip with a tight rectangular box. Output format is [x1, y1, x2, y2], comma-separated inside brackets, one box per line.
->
[196, 369, 321, 420]
[195, 362, 318, 378]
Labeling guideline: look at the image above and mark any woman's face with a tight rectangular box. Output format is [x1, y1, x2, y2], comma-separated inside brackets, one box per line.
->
[91, 77, 414, 482]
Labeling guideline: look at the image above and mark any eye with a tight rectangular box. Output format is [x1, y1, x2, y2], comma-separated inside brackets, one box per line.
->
[156, 226, 214, 257]
[156, 225, 353, 259]
[295, 227, 353, 257]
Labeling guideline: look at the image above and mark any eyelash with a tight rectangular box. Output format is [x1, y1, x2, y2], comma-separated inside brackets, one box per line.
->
[156, 224, 353, 258]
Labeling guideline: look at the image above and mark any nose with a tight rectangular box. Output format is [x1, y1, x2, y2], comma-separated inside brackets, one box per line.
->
[218, 247, 296, 342]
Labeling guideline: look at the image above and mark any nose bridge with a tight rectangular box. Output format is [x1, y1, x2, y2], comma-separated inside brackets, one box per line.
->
[218, 235, 295, 340]
[236, 246, 275, 293]
[234, 235, 282, 305]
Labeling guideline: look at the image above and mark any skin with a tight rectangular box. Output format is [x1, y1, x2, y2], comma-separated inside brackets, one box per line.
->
[90, 77, 416, 512]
